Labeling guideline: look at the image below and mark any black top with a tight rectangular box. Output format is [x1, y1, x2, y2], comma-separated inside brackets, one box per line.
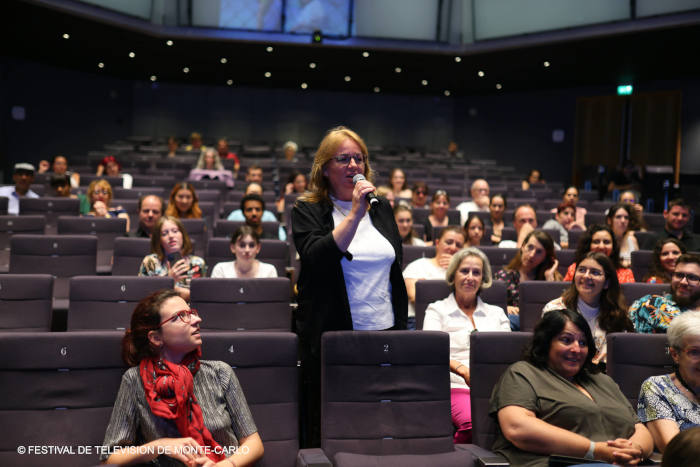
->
[127, 226, 150, 238]
[658, 227, 700, 252]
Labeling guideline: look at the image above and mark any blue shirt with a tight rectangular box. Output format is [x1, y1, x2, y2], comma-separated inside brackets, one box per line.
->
[0, 186, 39, 215]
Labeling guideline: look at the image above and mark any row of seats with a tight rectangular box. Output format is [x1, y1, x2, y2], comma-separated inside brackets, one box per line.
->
[0, 330, 670, 466]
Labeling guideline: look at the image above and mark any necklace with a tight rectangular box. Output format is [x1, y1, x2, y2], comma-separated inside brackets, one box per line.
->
[333, 202, 351, 217]
[675, 369, 699, 398]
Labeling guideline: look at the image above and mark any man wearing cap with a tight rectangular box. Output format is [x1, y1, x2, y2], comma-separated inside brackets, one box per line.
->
[0, 163, 40, 215]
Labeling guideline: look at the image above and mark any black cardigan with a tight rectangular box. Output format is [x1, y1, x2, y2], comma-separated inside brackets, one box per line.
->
[291, 197, 408, 355]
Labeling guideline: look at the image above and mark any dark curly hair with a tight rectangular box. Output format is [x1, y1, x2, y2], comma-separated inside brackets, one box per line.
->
[573, 224, 622, 269]
[643, 238, 687, 283]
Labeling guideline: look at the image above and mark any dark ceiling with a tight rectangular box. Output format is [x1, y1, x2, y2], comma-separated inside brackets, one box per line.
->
[4, 0, 700, 97]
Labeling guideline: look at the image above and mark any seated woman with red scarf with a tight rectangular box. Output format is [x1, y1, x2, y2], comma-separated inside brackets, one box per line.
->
[101, 289, 264, 467]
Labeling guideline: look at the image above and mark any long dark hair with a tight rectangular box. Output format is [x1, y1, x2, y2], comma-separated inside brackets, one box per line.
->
[644, 238, 687, 283]
[526, 308, 599, 380]
[505, 230, 561, 280]
[561, 252, 633, 333]
[574, 224, 622, 269]
[122, 289, 179, 366]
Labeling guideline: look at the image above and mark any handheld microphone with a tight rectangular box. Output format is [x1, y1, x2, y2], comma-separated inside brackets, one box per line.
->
[352, 174, 379, 208]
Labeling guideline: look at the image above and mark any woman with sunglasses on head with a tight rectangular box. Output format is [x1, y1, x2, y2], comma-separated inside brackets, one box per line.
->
[139, 216, 207, 301]
[291, 126, 407, 446]
[424, 190, 451, 243]
[101, 289, 264, 466]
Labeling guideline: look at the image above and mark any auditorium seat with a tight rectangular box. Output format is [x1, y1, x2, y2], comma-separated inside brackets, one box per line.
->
[584, 212, 606, 226]
[131, 174, 176, 188]
[67, 276, 173, 330]
[206, 238, 289, 277]
[518, 281, 570, 331]
[568, 229, 584, 249]
[0, 215, 45, 273]
[0, 331, 125, 466]
[402, 245, 435, 269]
[477, 246, 517, 271]
[621, 282, 670, 307]
[57, 216, 127, 273]
[190, 278, 292, 331]
[541, 227, 560, 244]
[643, 213, 666, 231]
[19, 197, 80, 234]
[214, 220, 281, 239]
[411, 208, 461, 226]
[79, 174, 123, 188]
[630, 250, 654, 282]
[111, 237, 150, 276]
[202, 332, 299, 467]
[634, 231, 658, 250]
[180, 218, 208, 257]
[414, 279, 508, 330]
[0, 197, 7, 214]
[0, 274, 53, 331]
[188, 179, 228, 194]
[556, 249, 576, 276]
[296, 331, 475, 467]
[112, 186, 166, 200]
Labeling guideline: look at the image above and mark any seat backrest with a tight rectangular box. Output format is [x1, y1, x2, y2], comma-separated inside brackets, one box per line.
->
[0, 197, 7, 215]
[0, 331, 125, 466]
[131, 174, 176, 188]
[9, 234, 97, 277]
[214, 220, 280, 239]
[477, 246, 517, 271]
[470, 331, 533, 449]
[202, 332, 298, 467]
[19, 197, 80, 231]
[606, 332, 673, 408]
[0, 215, 45, 250]
[321, 331, 453, 459]
[519, 281, 570, 331]
[568, 229, 584, 249]
[111, 237, 151, 275]
[57, 216, 127, 250]
[190, 278, 292, 331]
[402, 245, 436, 270]
[0, 274, 53, 331]
[634, 231, 659, 250]
[113, 186, 166, 200]
[180, 218, 208, 257]
[557, 249, 576, 276]
[630, 250, 654, 282]
[68, 276, 174, 330]
[206, 238, 289, 277]
[80, 174, 123, 187]
[585, 212, 606, 226]
[621, 282, 670, 308]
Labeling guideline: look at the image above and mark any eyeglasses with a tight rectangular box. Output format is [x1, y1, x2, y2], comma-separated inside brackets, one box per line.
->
[93, 189, 110, 195]
[672, 272, 700, 284]
[158, 308, 199, 327]
[434, 190, 447, 196]
[576, 266, 604, 278]
[415, 190, 427, 195]
[332, 153, 366, 165]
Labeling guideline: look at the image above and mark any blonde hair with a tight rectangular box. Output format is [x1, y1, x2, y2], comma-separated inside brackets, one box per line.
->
[446, 247, 493, 292]
[87, 179, 113, 206]
[299, 126, 373, 204]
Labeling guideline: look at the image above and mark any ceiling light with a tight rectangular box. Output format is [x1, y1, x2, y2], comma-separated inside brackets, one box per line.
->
[454, 56, 462, 63]
[543, 61, 551, 68]
[373, 86, 380, 93]
[183, 67, 190, 73]
[97, 62, 104, 69]
[496, 83, 502, 90]
[309, 62, 317, 69]
[264, 72, 271, 78]
[220, 58, 228, 64]
[266, 46, 273, 53]
[226, 79, 233, 86]
[128, 52, 136, 58]
[166, 40, 173, 46]
[421, 80, 428, 86]
[344, 75, 351, 82]
[477, 70, 485, 77]
[394, 67, 402, 73]
[362, 51, 370, 58]
[444, 90, 451, 96]
[62, 33, 70, 40]
[150, 75, 157, 82]
[301, 82, 308, 89]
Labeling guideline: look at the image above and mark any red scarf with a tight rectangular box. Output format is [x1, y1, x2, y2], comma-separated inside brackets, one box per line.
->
[139, 349, 225, 462]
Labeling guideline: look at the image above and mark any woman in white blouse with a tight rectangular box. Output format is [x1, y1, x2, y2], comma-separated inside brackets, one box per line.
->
[211, 226, 278, 278]
[423, 247, 510, 444]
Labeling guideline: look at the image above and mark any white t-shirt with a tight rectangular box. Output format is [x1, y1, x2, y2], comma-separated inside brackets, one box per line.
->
[456, 201, 488, 226]
[403, 257, 447, 318]
[210, 260, 278, 279]
[423, 293, 510, 389]
[332, 198, 395, 330]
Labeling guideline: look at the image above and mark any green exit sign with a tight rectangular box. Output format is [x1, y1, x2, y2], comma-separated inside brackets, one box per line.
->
[617, 84, 633, 95]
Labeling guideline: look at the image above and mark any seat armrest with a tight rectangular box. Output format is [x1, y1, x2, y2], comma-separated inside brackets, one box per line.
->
[296, 448, 332, 467]
[456, 444, 509, 466]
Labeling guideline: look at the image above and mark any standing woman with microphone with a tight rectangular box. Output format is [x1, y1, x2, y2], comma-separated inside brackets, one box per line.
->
[292, 126, 408, 446]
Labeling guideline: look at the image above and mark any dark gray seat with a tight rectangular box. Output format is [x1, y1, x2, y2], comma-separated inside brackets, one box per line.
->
[180, 218, 208, 257]
[19, 197, 80, 233]
[297, 331, 475, 467]
[206, 238, 289, 277]
[0, 274, 53, 331]
[630, 250, 654, 282]
[0, 215, 46, 273]
[0, 197, 7, 214]
[57, 216, 127, 272]
[113, 186, 166, 200]
[111, 237, 150, 276]
[477, 246, 517, 271]
[402, 245, 435, 270]
[568, 229, 584, 249]
[518, 281, 570, 331]
[214, 220, 281, 239]
[79, 174, 123, 187]
[68, 276, 173, 330]
[202, 332, 299, 467]
[190, 278, 292, 331]
[557, 248, 576, 277]
[635, 231, 659, 250]
[621, 282, 670, 308]
[0, 331, 125, 466]
[131, 174, 176, 188]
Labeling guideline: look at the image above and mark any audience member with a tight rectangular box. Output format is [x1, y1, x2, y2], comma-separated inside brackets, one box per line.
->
[629, 253, 700, 333]
[542, 252, 633, 366]
[276, 171, 308, 215]
[375, 185, 395, 207]
[494, 230, 561, 330]
[394, 203, 425, 246]
[217, 138, 240, 172]
[38, 154, 80, 187]
[661, 425, 700, 467]
[210, 226, 277, 278]
[195, 147, 224, 170]
[166, 136, 178, 157]
[165, 182, 202, 219]
[83, 179, 130, 231]
[410, 181, 429, 209]
[607, 160, 643, 196]
[245, 165, 264, 184]
[388, 168, 412, 199]
[619, 190, 646, 230]
[282, 140, 299, 162]
[0, 162, 39, 215]
[129, 195, 163, 238]
[185, 131, 205, 152]
[190, 147, 235, 187]
[240, 193, 285, 241]
[463, 212, 485, 247]
[656, 198, 700, 252]
[423, 248, 510, 443]
[404, 226, 465, 329]
[488, 194, 507, 245]
[96, 155, 133, 189]
[644, 238, 687, 284]
[227, 183, 278, 222]
[423, 189, 450, 243]
[638, 311, 700, 453]
[49, 173, 76, 198]
[457, 179, 490, 225]
[563, 225, 634, 284]
[520, 168, 545, 191]
[552, 186, 587, 229]
[100, 289, 263, 466]
[490, 308, 653, 466]
[542, 202, 578, 249]
[498, 204, 538, 248]
[606, 202, 639, 267]
[138, 216, 206, 301]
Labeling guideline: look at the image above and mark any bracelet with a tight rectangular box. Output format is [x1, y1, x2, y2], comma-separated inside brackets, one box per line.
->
[454, 364, 464, 372]
[584, 440, 595, 460]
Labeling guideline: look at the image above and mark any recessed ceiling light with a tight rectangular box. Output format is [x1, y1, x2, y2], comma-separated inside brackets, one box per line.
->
[264, 71, 272, 78]
[266, 46, 273, 53]
[183, 67, 190, 73]
[226, 79, 233, 86]
[301, 82, 308, 89]
[150, 75, 157, 82]
[496, 83, 502, 90]
[62, 33, 70, 40]
[97, 62, 104, 69]
[128, 52, 136, 58]
[220, 58, 228, 64]
[373, 86, 380, 93]
[543, 61, 551, 68]
[478, 70, 485, 77]
[444, 90, 451, 96]
[362, 51, 370, 58]
[394, 67, 402, 73]
[344, 75, 351, 82]
[166, 40, 173, 46]
[309, 62, 317, 69]
[454, 56, 462, 63]
[421, 79, 428, 86]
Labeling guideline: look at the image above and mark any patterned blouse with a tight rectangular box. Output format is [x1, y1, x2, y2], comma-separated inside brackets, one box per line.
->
[563, 262, 635, 284]
[138, 254, 206, 288]
[638, 374, 700, 431]
[629, 293, 682, 334]
[494, 269, 521, 307]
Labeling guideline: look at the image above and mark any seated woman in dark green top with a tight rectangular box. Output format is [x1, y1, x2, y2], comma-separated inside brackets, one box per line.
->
[489, 308, 653, 467]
